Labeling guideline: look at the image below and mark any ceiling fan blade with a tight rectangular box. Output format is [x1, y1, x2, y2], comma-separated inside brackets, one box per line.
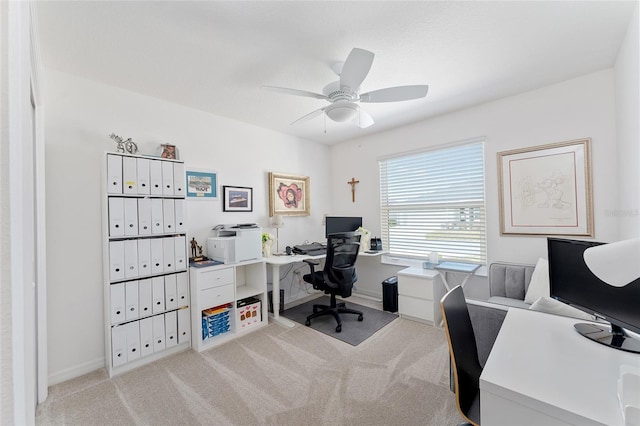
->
[339, 48, 375, 92]
[360, 85, 429, 103]
[353, 107, 374, 128]
[290, 107, 325, 126]
[262, 85, 328, 100]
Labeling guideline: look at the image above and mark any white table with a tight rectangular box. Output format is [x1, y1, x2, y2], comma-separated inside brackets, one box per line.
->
[264, 250, 386, 327]
[481, 308, 639, 426]
[434, 261, 480, 291]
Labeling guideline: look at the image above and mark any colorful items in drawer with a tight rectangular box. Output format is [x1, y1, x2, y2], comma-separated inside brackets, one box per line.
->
[201, 303, 232, 340]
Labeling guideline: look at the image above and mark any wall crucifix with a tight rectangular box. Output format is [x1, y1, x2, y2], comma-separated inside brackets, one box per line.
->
[347, 177, 360, 202]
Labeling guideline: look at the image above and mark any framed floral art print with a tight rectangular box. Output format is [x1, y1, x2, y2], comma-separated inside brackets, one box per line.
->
[268, 172, 310, 216]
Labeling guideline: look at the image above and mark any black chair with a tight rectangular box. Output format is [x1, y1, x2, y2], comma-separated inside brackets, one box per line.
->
[302, 232, 363, 333]
[440, 285, 482, 426]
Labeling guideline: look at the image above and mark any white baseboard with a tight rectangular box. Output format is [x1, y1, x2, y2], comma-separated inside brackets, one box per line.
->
[48, 356, 105, 386]
[353, 289, 382, 301]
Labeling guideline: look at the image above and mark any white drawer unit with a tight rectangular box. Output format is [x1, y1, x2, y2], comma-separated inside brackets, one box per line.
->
[199, 283, 235, 308]
[102, 152, 190, 378]
[190, 259, 268, 352]
[199, 267, 234, 290]
[397, 267, 446, 326]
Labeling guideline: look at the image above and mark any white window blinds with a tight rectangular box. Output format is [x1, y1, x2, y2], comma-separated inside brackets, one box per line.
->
[379, 141, 487, 264]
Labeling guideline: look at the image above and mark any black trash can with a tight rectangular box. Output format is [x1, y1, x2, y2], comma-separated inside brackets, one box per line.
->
[382, 276, 398, 313]
[267, 288, 285, 313]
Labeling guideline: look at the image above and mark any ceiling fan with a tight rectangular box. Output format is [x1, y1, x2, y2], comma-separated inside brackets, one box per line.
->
[262, 48, 429, 128]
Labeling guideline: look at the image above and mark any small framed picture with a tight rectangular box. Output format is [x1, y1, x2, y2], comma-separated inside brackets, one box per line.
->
[223, 186, 253, 212]
[186, 169, 218, 200]
[160, 144, 177, 159]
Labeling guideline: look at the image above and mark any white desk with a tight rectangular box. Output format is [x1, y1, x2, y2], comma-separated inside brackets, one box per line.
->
[481, 308, 640, 426]
[264, 253, 324, 327]
[264, 250, 386, 327]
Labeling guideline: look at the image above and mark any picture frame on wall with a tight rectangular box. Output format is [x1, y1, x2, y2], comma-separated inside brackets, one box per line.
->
[223, 186, 253, 212]
[268, 172, 310, 216]
[497, 138, 593, 236]
[186, 169, 218, 200]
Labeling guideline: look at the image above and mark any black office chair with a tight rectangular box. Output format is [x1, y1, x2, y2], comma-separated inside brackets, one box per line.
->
[302, 232, 363, 333]
[440, 285, 482, 426]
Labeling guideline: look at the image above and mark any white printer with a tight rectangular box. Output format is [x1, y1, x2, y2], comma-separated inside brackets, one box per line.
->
[207, 224, 262, 264]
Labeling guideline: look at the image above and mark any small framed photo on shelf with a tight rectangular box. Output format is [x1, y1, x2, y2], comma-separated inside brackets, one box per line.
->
[160, 144, 177, 159]
[186, 169, 218, 200]
[223, 186, 253, 212]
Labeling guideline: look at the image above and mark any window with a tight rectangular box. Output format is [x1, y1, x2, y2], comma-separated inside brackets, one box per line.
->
[379, 140, 486, 264]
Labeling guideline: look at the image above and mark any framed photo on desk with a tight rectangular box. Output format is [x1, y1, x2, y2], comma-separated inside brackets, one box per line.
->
[268, 172, 310, 216]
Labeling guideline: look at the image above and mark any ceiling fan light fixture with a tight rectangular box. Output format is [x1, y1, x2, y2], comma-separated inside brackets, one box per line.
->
[325, 102, 358, 122]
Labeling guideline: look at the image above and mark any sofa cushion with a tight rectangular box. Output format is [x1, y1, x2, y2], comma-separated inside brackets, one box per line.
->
[524, 258, 550, 304]
[529, 296, 596, 321]
[487, 296, 531, 309]
[489, 262, 535, 300]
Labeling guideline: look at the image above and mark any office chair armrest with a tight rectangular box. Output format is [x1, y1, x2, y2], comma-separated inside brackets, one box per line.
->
[303, 259, 320, 268]
[303, 259, 322, 288]
[303, 259, 320, 276]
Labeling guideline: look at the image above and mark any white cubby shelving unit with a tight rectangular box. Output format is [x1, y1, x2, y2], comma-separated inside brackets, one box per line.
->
[190, 259, 268, 352]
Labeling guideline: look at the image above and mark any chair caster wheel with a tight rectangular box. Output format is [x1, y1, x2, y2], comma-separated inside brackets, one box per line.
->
[335, 325, 342, 333]
[305, 320, 311, 326]
[358, 314, 363, 321]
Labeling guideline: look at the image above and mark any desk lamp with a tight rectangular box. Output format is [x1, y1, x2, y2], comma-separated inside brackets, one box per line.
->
[583, 238, 640, 287]
[271, 214, 284, 253]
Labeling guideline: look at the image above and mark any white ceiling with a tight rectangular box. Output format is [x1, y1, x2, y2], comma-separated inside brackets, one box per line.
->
[35, 1, 637, 145]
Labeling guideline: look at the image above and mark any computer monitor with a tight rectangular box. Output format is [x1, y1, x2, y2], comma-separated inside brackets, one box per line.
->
[325, 216, 362, 238]
[548, 237, 640, 354]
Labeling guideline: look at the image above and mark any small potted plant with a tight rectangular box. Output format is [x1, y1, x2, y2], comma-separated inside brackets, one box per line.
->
[261, 232, 274, 257]
[356, 226, 371, 252]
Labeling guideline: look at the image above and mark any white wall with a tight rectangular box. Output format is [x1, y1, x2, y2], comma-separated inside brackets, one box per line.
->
[43, 70, 331, 383]
[330, 70, 619, 299]
[614, 4, 639, 239]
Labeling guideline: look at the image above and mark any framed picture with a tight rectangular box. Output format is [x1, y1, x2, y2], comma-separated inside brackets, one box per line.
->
[223, 186, 253, 212]
[186, 169, 218, 200]
[268, 172, 310, 216]
[498, 138, 593, 236]
[160, 144, 177, 159]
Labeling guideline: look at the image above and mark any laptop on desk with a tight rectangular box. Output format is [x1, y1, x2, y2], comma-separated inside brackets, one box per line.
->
[292, 242, 326, 255]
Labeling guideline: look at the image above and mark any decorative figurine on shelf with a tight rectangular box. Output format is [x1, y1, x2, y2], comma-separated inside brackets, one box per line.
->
[190, 237, 198, 258]
[109, 133, 138, 155]
[189, 237, 206, 262]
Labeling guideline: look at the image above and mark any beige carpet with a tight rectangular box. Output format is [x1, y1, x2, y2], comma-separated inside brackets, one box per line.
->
[36, 297, 462, 425]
